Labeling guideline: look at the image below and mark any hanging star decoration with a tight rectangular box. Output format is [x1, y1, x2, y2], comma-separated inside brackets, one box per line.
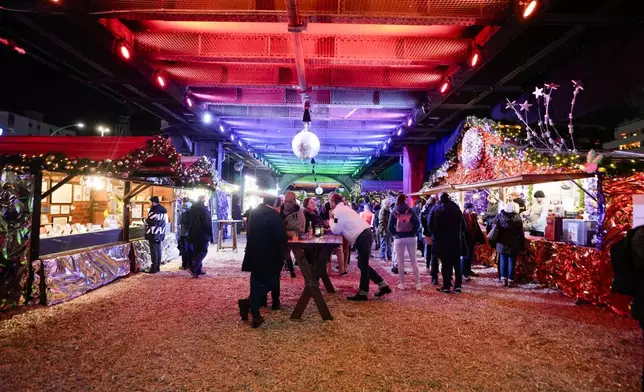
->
[532, 87, 544, 99]
[519, 100, 533, 112]
[505, 100, 517, 110]
[544, 82, 560, 90]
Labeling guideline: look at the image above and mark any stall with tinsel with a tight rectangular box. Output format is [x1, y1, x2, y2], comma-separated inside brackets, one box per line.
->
[417, 81, 644, 316]
[0, 135, 215, 308]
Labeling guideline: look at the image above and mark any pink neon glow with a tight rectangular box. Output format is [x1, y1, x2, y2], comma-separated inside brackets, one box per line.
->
[440, 82, 450, 94]
[186, 97, 193, 107]
[140, 21, 463, 38]
[13, 47, 26, 55]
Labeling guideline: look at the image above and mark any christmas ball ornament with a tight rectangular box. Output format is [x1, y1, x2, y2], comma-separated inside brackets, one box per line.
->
[234, 161, 244, 172]
[315, 186, 323, 195]
[291, 125, 320, 160]
[460, 128, 484, 169]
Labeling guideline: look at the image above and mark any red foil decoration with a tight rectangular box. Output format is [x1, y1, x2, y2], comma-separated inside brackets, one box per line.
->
[472, 173, 644, 315]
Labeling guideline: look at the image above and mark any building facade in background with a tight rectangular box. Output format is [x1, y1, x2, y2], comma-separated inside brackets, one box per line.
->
[0, 111, 76, 136]
[603, 119, 644, 153]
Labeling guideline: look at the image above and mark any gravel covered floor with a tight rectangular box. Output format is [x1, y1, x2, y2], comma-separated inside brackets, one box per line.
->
[1, 239, 642, 392]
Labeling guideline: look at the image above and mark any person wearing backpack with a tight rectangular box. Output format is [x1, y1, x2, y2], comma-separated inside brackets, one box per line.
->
[389, 194, 422, 290]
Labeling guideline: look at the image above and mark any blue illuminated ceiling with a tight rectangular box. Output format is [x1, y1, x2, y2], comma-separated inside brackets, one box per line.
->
[197, 88, 422, 174]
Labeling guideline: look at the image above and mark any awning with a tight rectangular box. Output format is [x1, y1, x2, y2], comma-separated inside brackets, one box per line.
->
[410, 184, 455, 196]
[0, 136, 154, 161]
[0, 135, 213, 188]
[452, 173, 594, 191]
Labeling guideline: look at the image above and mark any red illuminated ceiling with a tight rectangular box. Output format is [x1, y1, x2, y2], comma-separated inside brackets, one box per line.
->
[98, 0, 509, 91]
[92, 0, 512, 174]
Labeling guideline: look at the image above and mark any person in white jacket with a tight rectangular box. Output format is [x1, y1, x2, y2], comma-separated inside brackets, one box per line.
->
[329, 193, 391, 301]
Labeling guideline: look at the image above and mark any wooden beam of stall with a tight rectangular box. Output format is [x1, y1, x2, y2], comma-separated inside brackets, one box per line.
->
[41, 174, 75, 199]
[123, 181, 131, 243]
[28, 161, 44, 304]
[124, 184, 151, 200]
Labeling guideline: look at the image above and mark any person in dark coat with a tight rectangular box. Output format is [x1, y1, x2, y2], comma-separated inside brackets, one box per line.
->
[238, 195, 288, 328]
[145, 196, 167, 273]
[627, 226, 644, 390]
[421, 197, 438, 279]
[186, 195, 213, 277]
[428, 193, 467, 293]
[493, 202, 526, 287]
[232, 194, 242, 235]
[461, 202, 484, 280]
[177, 197, 193, 270]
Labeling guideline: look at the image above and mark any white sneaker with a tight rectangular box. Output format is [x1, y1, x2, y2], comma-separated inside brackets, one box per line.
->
[415, 283, 422, 291]
[397, 283, 405, 290]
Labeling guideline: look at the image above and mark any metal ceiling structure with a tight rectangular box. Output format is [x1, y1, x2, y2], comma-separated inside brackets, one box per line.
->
[1, 0, 641, 178]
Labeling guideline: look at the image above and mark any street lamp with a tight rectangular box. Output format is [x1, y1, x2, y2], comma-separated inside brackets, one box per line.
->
[96, 125, 110, 137]
[50, 122, 84, 136]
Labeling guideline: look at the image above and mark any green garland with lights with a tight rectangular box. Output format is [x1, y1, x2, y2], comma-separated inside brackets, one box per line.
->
[0, 136, 214, 188]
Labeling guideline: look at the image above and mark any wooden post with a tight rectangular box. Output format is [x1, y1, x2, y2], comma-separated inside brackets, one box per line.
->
[27, 162, 43, 304]
[123, 181, 131, 242]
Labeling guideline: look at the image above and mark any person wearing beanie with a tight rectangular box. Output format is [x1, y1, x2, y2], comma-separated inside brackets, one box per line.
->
[145, 196, 167, 273]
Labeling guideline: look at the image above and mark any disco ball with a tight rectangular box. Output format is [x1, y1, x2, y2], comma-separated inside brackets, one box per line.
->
[315, 186, 323, 195]
[234, 161, 244, 172]
[291, 126, 320, 160]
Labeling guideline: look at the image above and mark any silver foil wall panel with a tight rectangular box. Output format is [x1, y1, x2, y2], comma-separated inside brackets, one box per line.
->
[132, 235, 180, 272]
[33, 242, 131, 306]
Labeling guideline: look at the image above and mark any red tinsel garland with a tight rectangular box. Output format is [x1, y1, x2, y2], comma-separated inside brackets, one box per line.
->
[473, 173, 644, 315]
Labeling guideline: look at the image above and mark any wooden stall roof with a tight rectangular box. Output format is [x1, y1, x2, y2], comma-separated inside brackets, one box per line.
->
[452, 173, 594, 191]
[0, 136, 154, 160]
[410, 184, 455, 197]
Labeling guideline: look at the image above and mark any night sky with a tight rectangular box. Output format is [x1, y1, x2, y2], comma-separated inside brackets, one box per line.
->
[0, 47, 160, 134]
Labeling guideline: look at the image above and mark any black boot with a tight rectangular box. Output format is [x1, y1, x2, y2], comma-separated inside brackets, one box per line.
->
[251, 313, 265, 328]
[238, 299, 250, 321]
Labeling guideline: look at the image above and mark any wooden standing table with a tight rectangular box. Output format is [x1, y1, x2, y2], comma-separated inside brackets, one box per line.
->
[215, 220, 242, 252]
[287, 234, 342, 321]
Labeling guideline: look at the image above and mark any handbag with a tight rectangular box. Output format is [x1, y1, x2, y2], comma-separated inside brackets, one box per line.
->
[487, 223, 500, 243]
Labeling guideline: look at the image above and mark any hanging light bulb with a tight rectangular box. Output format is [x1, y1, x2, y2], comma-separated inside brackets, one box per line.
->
[315, 185, 323, 195]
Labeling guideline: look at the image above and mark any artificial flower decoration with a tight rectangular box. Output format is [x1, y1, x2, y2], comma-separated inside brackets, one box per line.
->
[580, 150, 604, 173]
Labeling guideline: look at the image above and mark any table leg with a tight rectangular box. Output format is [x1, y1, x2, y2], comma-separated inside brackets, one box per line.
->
[232, 224, 238, 252]
[314, 248, 335, 293]
[217, 223, 222, 252]
[290, 248, 333, 321]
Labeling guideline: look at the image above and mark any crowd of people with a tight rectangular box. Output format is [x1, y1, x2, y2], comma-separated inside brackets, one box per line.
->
[148, 189, 528, 328]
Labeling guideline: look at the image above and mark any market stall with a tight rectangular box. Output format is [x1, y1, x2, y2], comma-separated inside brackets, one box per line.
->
[418, 116, 644, 314]
[0, 136, 213, 307]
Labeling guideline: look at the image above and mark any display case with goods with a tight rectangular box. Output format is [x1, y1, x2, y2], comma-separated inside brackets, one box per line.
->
[0, 136, 214, 308]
